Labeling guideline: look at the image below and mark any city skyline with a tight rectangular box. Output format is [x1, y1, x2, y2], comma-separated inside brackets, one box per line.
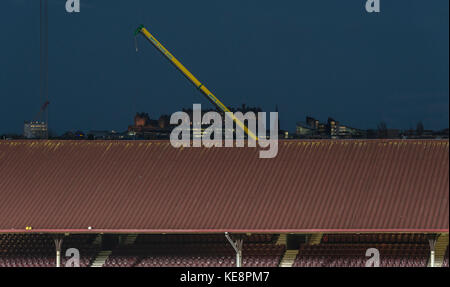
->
[3, 105, 448, 139]
[0, 0, 448, 135]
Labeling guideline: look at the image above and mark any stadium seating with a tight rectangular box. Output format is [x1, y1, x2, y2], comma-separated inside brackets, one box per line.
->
[60, 234, 99, 267]
[293, 233, 430, 267]
[442, 246, 449, 268]
[0, 234, 98, 267]
[105, 243, 285, 267]
[1, 233, 440, 267]
[293, 244, 429, 267]
[104, 234, 284, 267]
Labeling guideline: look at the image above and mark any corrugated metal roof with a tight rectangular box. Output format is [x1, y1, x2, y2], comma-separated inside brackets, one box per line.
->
[0, 140, 448, 233]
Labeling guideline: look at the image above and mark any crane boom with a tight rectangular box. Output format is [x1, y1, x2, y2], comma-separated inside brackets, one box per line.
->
[134, 25, 258, 141]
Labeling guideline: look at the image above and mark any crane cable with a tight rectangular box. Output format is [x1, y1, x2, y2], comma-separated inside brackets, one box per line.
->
[135, 36, 139, 52]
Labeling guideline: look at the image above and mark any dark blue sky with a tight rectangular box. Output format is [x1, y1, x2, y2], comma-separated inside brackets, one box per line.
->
[1, 0, 448, 134]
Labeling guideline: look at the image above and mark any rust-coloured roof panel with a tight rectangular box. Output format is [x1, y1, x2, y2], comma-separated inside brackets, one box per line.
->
[0, 140, 448, 233]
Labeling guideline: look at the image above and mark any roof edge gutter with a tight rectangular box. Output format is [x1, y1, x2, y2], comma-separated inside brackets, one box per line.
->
[0, 228, 448, 234]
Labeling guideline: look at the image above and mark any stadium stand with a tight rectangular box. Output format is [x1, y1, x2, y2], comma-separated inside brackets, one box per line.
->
[293, 234, 430, 267]
[0, 140, 448, 268]
[0, 234, 98, 267]
[1, 233, 447, 267]
[104, 234, 284, 267]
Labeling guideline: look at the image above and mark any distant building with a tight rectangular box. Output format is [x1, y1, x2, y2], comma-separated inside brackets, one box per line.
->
[306, 116, 319, 130]
[296, 116, 365, 139]
[128, 113, 172, 139]
[128, 105, 263, 140]
[296, 122, 315, 137]
[328, 118, 338, 139]
[296, 116, 329, 138]
[24, 121, 48, 139]
[337, 125, 367, 139]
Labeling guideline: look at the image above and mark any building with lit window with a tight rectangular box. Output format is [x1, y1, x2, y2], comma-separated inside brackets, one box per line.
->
[23, 121, 48, 139]
[296, 117, 365, 139]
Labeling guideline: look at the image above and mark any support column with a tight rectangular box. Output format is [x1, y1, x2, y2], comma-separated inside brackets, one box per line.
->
[428, 235, 437, 267]
[54, 238, 63, 268]
[236, 240, 243, 267]
[225, 232, 243, 267]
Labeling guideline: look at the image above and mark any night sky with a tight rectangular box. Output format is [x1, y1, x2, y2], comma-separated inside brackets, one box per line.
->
[0, 0, 448, 134]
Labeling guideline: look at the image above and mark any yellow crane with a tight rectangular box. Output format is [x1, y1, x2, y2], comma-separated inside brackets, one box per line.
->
[134, 25, 258, 141]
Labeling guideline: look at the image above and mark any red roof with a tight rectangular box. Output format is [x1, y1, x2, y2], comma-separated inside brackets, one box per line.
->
[0, 140, 448, 233]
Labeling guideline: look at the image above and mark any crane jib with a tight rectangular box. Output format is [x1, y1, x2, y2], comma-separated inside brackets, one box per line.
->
[146, 33, 173, 61]
[137, 26, 258, 141]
